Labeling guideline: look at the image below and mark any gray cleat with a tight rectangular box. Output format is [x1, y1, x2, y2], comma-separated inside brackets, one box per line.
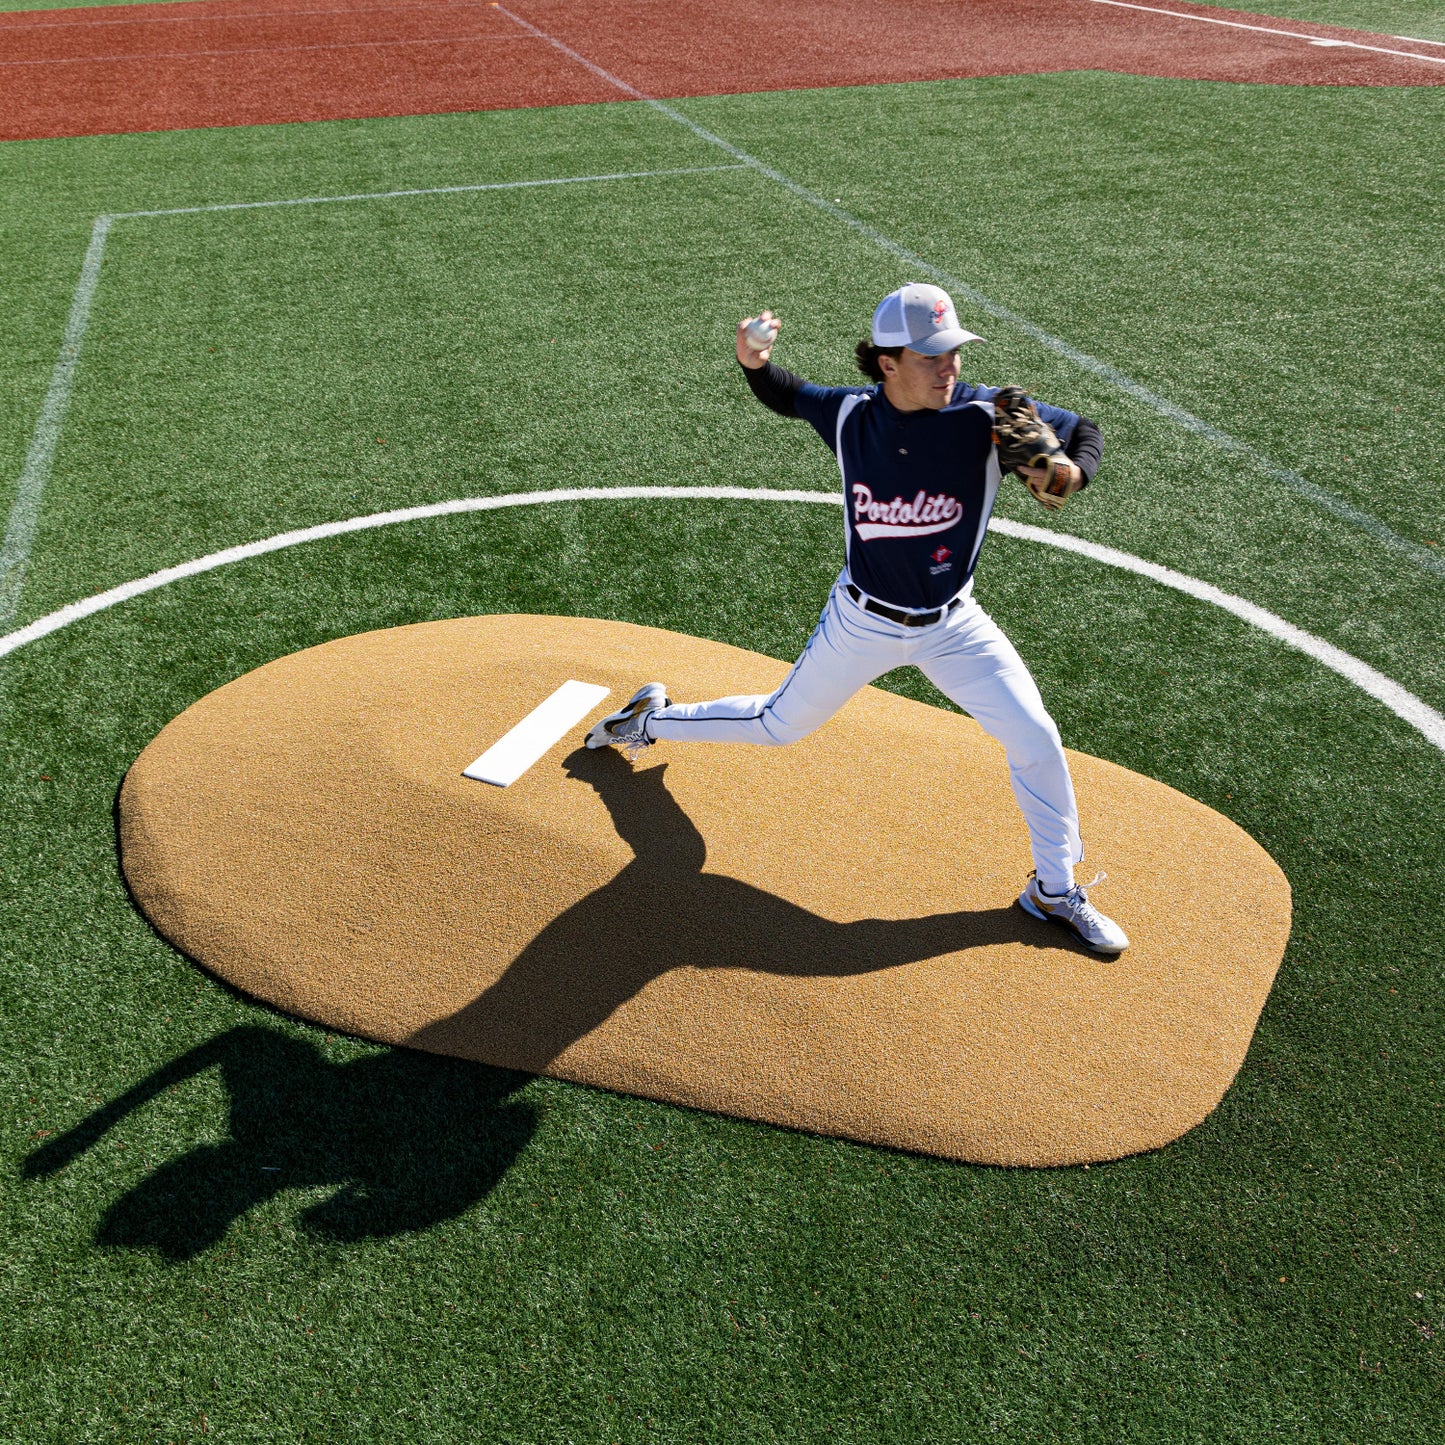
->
[1017, 871, 1129, 954]
[585, 682, 669, 753]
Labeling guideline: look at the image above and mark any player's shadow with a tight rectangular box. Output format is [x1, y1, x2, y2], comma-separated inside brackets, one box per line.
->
[27, 750, 1045, 1259]
[412, 745, 1044, 1070]
[22, 1027, 535, 1263]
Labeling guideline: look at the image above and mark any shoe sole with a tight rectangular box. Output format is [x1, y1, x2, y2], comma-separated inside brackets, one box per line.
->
[1016, 893, 1128, 955]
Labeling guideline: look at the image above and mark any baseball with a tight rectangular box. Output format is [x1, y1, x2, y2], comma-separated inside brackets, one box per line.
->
[744, 314, 779, 351]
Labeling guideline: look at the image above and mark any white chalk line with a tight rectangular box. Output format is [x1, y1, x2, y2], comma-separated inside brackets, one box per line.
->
[0, 164, 745, 632]
[0, 215, 111, 632]
[112, 163, 746, 219]
[0, 485, 1440, 756]
[493, 6, 1445, 579]
[1082, 0, 1445, 65]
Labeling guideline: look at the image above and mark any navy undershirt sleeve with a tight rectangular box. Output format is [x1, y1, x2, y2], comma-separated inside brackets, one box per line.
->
[740, 358, 805, 417]
[1065, 415, 1103, 489]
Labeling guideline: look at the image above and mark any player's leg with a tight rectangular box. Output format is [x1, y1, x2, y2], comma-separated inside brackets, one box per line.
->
[916, 601, 1127, 952]
[914, 599, 1081, 893]
[644, 581, 904, 747]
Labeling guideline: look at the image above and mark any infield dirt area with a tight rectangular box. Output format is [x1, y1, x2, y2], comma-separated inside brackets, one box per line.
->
[2, 0, 1440, 141]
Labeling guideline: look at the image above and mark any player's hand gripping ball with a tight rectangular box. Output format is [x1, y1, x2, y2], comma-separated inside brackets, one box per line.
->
[736, 311, 780, 370]
[992, 384, 1082, 512]
[744, 313, 780, 351]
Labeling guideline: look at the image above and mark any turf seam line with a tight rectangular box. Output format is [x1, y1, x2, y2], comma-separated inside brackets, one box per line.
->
[0, 213, 109, 632]
[0, 165, 744, 630]
[1082, 0, 1445, 66]
[0, 485, 1440, 756]
[493, 3, 1445, 580]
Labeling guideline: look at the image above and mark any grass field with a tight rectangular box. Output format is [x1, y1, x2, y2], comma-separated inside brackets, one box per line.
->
[3, 52, 1444, 1445]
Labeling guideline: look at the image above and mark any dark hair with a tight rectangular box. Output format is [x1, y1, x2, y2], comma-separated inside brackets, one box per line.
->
[854, 339, 902, 384]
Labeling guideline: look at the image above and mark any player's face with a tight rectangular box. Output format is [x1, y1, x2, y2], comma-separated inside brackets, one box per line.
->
[881, 346, 962, 411]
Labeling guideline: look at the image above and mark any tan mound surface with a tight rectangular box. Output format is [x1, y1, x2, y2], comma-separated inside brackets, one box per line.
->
[119, 615, 1291, 1166]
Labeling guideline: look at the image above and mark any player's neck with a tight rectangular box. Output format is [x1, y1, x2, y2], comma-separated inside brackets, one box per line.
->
[881, 377, 954, 413]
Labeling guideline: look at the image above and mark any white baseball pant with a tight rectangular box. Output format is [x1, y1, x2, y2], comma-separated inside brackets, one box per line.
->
[646, 575, 1083, 893]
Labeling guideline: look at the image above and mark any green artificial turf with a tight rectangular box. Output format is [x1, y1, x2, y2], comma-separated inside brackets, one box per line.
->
[3, 77, 1444, 1441]
[5, 80, 1442, 700]
[1191, 0, 1445, 43]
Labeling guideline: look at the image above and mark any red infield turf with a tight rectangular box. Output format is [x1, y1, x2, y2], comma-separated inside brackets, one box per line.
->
[1, 0, 1442, 142]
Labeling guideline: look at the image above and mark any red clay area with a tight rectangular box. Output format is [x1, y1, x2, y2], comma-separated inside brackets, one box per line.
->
[1, 0, 1441, 142]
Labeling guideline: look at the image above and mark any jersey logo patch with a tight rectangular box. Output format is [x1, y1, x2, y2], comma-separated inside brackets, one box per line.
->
[851, 484, 962, 542]
[931, 546, 951, 563]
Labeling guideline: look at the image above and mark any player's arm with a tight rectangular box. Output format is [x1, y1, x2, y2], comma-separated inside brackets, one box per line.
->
[739, 357, 809, 418]
[735, 310, 870, 442]
[735, 310, 807, 418]
[1059, 414, 1103, 489]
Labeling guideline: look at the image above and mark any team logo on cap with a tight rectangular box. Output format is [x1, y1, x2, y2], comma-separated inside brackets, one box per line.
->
[931, 299, 948, 327]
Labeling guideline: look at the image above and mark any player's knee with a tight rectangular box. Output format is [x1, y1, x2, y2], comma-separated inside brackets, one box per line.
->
[1008, 714, 1065, 769]
[756, 704, 818, 746]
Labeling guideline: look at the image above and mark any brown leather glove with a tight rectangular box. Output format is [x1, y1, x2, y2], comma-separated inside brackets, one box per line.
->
[992, 385, 1083, 512]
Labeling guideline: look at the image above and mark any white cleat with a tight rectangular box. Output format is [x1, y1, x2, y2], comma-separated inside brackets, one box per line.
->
[585, 682, 669, 753]
[1017, 871, 1129, 954]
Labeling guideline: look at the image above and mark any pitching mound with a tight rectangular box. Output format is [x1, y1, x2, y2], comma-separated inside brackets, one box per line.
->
[119, 615, 1290, 1166]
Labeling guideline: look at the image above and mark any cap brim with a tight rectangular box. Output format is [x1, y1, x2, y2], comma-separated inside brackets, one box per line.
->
[907, 327, 983, 354]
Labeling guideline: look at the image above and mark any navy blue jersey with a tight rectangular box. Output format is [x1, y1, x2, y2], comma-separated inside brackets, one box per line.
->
[791, 380, 1081, 611]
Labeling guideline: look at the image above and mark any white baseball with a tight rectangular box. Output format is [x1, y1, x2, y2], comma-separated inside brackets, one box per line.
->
[744, 315, 779, 351]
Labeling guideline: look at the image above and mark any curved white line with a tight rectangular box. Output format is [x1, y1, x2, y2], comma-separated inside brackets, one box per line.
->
[1, 485, 1440, 754]
[989, 517, 1445, 750]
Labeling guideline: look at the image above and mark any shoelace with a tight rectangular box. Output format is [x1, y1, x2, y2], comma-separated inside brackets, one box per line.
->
[1061, 870, 1108, 920]
[616, 714, 655, 762]
[620, 732, 651, 762]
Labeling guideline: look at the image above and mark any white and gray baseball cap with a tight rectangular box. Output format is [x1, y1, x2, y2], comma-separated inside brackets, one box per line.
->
[871, 283, 982, 354]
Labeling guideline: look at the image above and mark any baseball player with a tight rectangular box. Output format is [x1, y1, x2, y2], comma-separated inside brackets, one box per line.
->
[587, 283, 1128, 954]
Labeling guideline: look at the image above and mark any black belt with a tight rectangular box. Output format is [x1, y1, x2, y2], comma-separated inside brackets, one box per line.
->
[846, 583, 962, 628]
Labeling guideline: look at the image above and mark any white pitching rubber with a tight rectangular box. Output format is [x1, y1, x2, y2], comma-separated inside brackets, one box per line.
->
[463, 679, 610, 787]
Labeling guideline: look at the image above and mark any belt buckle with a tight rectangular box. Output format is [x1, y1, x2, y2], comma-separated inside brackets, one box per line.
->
[848, 583, 951, 627]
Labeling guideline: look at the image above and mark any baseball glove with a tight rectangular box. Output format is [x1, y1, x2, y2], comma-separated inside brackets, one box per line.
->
[992, 385, 1080, 512]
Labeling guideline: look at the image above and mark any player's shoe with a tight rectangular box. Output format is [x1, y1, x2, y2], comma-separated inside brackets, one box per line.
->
[585, 682, 669, 754]
[1017, 871, 1129, 954]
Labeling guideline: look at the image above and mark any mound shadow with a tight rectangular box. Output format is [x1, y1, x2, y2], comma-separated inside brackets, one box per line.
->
[23, 1028, 536, 1263]
[411, 745, 1050, 1069]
